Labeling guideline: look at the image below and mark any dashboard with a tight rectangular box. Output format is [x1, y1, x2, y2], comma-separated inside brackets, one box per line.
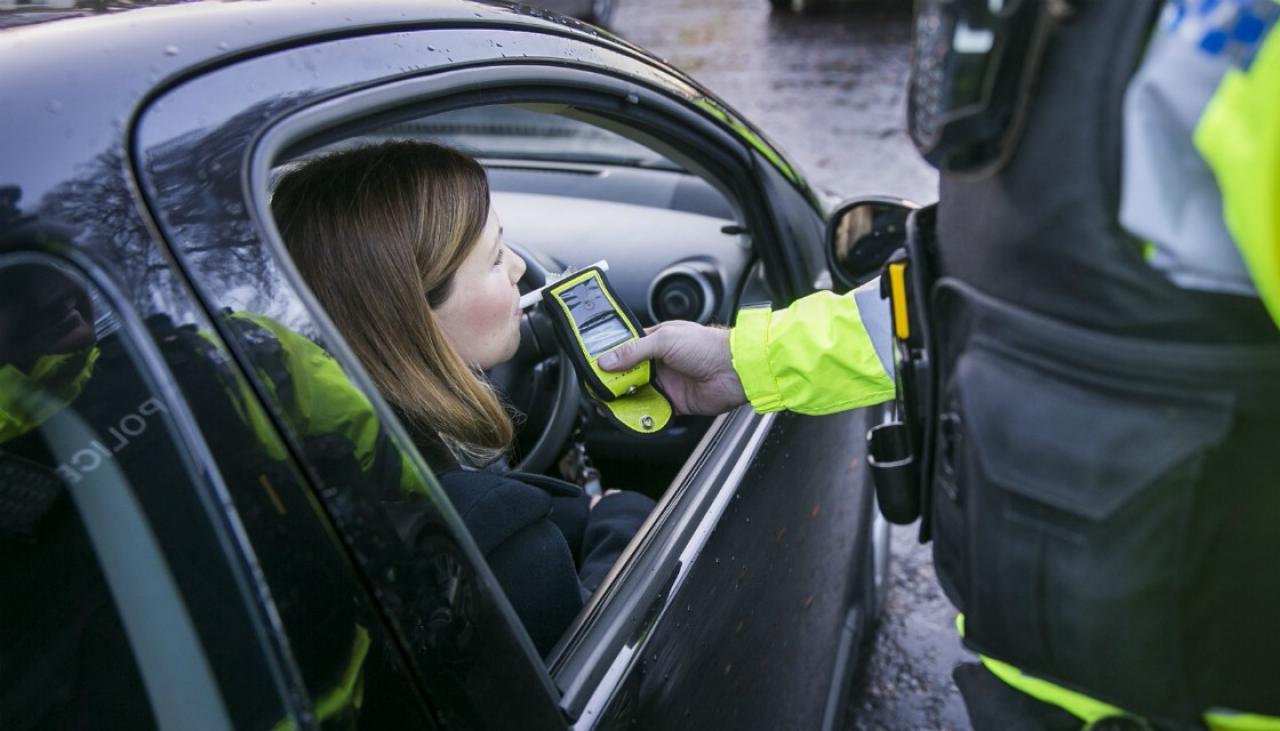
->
[486, 160, 761, 328]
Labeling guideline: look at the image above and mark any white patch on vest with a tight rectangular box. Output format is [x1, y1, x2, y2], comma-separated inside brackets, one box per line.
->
[953, 21, 995, 53]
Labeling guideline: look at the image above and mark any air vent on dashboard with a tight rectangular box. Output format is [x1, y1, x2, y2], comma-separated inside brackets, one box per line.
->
[648, 264, 718, 324]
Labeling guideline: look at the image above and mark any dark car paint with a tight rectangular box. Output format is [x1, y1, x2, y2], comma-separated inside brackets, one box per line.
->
[1, 2, 883, 729]
[588, 410, 881, 729]
[0, 0, 817, 224]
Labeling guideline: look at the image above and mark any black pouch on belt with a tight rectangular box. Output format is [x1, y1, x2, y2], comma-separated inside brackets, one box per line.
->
[927, 278, 1280, 723]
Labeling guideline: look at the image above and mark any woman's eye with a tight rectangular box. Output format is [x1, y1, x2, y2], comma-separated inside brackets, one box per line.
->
[494, 248, 505, 267]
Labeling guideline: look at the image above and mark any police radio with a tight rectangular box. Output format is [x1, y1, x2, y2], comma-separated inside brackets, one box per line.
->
[520, 261, 672, 435]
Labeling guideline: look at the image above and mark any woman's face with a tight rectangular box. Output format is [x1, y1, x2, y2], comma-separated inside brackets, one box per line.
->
[434, 204, 527, 370]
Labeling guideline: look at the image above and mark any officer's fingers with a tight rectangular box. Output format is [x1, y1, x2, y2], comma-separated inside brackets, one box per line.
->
[599, 331, 666, 371]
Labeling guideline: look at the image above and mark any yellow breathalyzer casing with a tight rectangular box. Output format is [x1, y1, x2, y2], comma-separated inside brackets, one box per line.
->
[542, 266, 672, 434]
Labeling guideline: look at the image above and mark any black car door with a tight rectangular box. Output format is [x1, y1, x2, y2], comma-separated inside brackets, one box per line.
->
[132, 10, 883, 730]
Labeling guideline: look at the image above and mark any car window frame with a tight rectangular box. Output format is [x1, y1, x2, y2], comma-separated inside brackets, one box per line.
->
[247, 62, 794, 721]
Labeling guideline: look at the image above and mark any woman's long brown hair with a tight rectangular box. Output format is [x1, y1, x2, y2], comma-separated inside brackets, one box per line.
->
[271, 141, 514, 455]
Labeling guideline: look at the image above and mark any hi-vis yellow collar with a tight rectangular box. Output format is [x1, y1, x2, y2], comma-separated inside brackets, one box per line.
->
[0, 348, 99, 443]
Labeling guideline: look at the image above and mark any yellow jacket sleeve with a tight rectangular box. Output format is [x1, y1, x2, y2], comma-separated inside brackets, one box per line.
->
[728, 287, 895, 415]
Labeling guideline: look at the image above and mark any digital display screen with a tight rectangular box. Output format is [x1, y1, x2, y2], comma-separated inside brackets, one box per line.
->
[580, 314, 633, 356]
[560, 276, 635, 356]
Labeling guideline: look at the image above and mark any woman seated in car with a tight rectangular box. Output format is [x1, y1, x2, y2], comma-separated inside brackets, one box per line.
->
[270, 140, 654, 656]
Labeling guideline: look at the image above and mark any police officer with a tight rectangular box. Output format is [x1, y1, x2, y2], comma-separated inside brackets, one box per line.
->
[600, 1, 1280, 728]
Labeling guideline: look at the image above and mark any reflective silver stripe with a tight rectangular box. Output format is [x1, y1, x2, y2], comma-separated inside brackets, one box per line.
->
[1119, 0, 1264, 297]
[45, 410, 234, 731]
[854, 279, 895, 379]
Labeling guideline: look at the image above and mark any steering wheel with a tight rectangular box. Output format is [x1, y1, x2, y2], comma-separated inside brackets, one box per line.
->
[485, 245, 581, 474]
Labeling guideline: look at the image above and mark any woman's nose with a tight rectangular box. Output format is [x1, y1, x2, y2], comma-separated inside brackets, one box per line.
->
[510, 249, 527, 282]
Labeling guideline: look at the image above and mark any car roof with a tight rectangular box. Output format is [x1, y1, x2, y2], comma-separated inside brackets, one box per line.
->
[0, 0, 658, 148]
[0, 0, 635, 78]
[0, 0, 610, 34]
[0, 0, 674, 226]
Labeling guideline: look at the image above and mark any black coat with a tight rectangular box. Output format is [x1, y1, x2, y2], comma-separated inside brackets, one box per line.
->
[414, 433, 653, 656]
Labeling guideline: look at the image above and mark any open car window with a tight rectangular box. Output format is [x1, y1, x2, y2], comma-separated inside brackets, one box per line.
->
[263, 98, 755, 662]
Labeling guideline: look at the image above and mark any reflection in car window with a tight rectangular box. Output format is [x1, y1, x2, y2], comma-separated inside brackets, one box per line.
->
[163, 311, 432, 730]
[0, 260, 170, 730]
[0, 257, 432, 730]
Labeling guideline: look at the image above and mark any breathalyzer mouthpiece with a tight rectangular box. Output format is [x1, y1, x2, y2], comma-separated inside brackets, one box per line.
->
[520, 259, 609, 310]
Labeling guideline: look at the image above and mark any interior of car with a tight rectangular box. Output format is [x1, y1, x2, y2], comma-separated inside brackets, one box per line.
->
[274, 101, 771, 497]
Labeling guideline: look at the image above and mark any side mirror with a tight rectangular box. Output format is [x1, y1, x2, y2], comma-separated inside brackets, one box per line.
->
[826, 196, 920, 291]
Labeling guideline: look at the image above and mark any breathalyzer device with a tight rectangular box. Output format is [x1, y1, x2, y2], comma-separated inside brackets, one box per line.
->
[523, 262, 672, 435]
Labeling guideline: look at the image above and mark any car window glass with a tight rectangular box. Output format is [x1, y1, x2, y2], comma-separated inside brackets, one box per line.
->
[0, 259, 204, 731]
[165, 312, 434, 729]
[0, 255, 434, 730]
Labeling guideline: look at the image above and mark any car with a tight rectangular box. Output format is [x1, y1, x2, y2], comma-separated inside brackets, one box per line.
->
[0, 1, 893, 729]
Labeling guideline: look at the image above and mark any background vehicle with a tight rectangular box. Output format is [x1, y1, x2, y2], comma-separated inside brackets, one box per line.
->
[527, 0, 618, 28]
[768, 0, 901, 16]
[0, 1, 890, 728]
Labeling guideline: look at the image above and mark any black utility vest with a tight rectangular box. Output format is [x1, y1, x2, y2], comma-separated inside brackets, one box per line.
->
[922, 0, 1280, 725]
[936, 0, 1278, 343]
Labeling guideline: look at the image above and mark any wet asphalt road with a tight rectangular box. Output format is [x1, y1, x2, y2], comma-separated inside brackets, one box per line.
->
[609, 2, 973, 729]
[611, 0, 936, 203]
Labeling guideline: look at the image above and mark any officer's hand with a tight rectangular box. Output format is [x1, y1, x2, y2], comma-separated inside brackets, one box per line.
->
[597, 320, 747, 416]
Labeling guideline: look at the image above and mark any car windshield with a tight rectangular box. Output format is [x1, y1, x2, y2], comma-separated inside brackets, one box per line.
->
[378, 105, 681, 170]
